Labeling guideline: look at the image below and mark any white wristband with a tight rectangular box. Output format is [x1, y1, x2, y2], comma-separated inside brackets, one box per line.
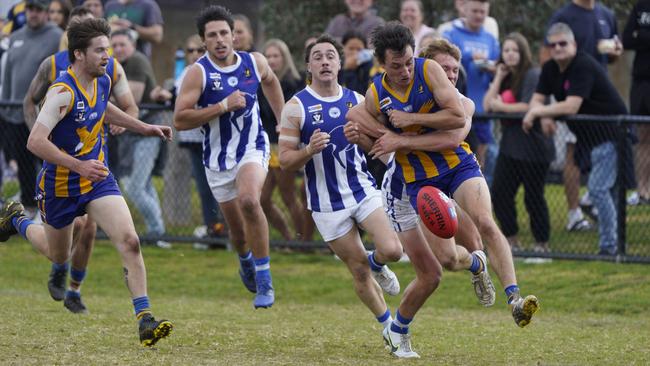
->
[218, 98, 228, 113]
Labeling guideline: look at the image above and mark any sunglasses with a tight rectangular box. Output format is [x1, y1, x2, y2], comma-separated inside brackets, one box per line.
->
[186, 48, 205, 54]
[547, 41, 569, 49]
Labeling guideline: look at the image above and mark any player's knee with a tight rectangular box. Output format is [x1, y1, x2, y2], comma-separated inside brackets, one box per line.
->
[419, 267, 442, 292]
[238, 193, 261, 215]
[73, 216, 87, 232]
[122, 233, 141, 254]
[349, 263, 372, 284]
[377, 239, 403, 263]
[476, 215, 500, 239]
[439, 253, 459, 271]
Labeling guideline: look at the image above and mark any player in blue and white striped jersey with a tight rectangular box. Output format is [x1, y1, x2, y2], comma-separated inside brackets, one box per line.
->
[174, 6, 285, 309]
[279, 34, 403, 346]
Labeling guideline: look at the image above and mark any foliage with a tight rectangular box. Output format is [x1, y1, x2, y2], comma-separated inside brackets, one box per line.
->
[1, 242, 649, 364]
[261, 0, 636, 65]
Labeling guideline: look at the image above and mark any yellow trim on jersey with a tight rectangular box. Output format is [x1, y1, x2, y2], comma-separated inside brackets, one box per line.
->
[68, 67, 97, 108]
[414, 150, 439, 177]
[50, 82, 75, 114]
[370, 83, 381, 114]
[395, 152, 415, 182]
[50, 55, 57, 83]
[39, 170, 46, 192]
[461, 141, 472, 154]
[112, 60, 119, 84]
[441, 149, 461, 169]
[381, 73, 414, 104]
[422, 59, 435, 93]
[54, 163, 70, 197]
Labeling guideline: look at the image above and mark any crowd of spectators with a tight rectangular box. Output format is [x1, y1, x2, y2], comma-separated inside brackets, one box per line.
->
[0, 0, 647, 255]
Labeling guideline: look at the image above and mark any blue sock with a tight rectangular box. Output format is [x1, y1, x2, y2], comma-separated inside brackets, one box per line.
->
[133, 296, 151, 319]
[12, 216, 33, 240]
[505, 285, 520, 304]
[376, 309, 391, 326]
[239, 251, 254, 268]
[254, 256, 271, 282]
[51, 261, 69, 273]
[469, 253, 482, 274]
[368, 251, 384, 272]
[65, 290, 80, 299]
[391, 310, 412, 334]
[69, 267, 86, 290]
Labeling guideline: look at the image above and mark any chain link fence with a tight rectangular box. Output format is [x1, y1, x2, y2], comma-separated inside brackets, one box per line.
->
[1, 101, 649, 263]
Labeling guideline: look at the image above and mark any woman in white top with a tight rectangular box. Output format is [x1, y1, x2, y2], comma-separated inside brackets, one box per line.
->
[399, 0, 436, 56]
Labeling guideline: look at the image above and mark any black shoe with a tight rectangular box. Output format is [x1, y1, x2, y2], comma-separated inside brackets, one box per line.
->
[0, 201, 24, 242]
[64, 294, 88, 314]
[139, 314, 173, 347]
[48, 267, 67, 301]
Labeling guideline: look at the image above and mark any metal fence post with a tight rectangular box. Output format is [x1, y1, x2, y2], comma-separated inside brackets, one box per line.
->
[616, 118, 627, 256]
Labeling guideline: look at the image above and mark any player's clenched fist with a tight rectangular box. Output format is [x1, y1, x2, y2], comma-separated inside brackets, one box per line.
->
[76, 159, 109, 182]
[224, 90, 247, 112]
[306, 128, 330, 155]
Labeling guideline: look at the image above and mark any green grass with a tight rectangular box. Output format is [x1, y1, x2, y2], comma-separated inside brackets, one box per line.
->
[1, 239, 649, 365]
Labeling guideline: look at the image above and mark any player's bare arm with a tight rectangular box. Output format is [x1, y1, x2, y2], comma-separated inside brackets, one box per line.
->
[344, 90, 389, 139]
[278, 98, 330, 172]
[386, 60, 465, 131]
[174, 64, 244, 131]
[253, 52, 285, 123]
[371, 96, 474, 157]
[111, 61, 138, 118]
[23, 57, 52, 130]
[105, 102, 172, 140]
[27, 85, 108, 182]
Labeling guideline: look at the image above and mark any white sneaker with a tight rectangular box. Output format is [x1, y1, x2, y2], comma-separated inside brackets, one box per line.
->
[471, 250, 495, 307]
[372, 265, 400, 296]
[155, 240, 172, 249]
[382, 326, 420, 359]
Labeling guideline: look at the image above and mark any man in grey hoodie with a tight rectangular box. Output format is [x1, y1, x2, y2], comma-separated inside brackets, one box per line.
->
[1, 0, 62, 215]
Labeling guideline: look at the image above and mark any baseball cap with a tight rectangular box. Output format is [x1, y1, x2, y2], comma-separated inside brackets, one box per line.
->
[25, 0, 50, 10]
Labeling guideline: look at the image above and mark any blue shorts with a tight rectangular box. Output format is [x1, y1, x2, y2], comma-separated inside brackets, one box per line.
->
[406, 155, 483, 210]
[37, 175, 122, 229]
[472, 120, 493, 144]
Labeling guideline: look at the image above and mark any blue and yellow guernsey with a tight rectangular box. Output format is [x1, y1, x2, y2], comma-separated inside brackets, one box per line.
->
[37, 68, 112, 198]
[49, 50, 117, 84]
[370, 57, 473, 184]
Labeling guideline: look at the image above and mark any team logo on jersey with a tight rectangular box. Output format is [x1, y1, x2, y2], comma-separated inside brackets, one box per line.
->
[311, 111, 323, 124]
[77, 101, 85, 110]
[403, 105, 413, 112]
[227, 76, 238, 87]
[418, 85, 424, 94]
[245, 68, 251, 78]
[101, 93, 105, 102]
[210, 73, 223, 90]
[308, 104, 322, 113]
[379, 97, 393, 113]
[74, 101, 86, 122]
[328, 107, 341, 118]
[346, 101, 353, 109]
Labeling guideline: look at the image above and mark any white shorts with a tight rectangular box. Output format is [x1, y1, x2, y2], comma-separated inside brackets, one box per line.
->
[205, 150, 270, 203]
[312, 190, 383, 242]
[382, 188, 419, 233]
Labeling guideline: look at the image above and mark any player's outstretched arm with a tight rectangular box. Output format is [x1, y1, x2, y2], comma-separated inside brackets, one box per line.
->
[278, 98, 330, 172]
[23, 57, 52, 130]
[105, 102, 172, 140]
[253, 52, 285, 123]
[370, 96, 474, 157]
[173, 64, 231, 131]
[27, 86, 108, 182]
[387, 60, 465, 131]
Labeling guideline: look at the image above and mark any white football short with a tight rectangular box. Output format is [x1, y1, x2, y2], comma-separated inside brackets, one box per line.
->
[312, 189, 383, 242]
[205, 149, 269, 203]
[382, 187, 419, 233]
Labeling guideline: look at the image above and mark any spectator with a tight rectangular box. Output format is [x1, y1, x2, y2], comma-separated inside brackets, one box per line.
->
[232, 14, 254, 52]
[81, 0, 103, 18]
[399, 0, 434, 56]
[524, 23, 626, 256]
[174, 34, 226, 245]
[325, 0, 384, 43]
[441, 0, 499, 176]
[1, 0, 62, 218]
[111, 28, 171, 248]
[48, 0, 71, 30]
[546, 0, 626, 231]
[484, 33, 555, 253]
[58, 3, 84, 51]
[259, 38, 305, 240]
[623, 0, 650, 205]
[437, 0, 499, 40]
[105, 0, 163, 58]
[339, 30, 372, 95]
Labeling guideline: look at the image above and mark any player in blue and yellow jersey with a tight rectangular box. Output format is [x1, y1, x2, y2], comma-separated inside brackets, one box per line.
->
[351, 22, 538, 331]
[8, 18, 172, 347]
[174, 5, 284, 309]
[14, 6, 137, 315]
[278, 34, 404, 356]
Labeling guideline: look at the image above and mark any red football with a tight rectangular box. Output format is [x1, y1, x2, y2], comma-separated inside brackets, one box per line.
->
[417, 186, 458, 239]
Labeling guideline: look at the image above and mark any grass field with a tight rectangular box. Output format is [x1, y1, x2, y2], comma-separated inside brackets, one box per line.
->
[1, 239, 649, 365]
